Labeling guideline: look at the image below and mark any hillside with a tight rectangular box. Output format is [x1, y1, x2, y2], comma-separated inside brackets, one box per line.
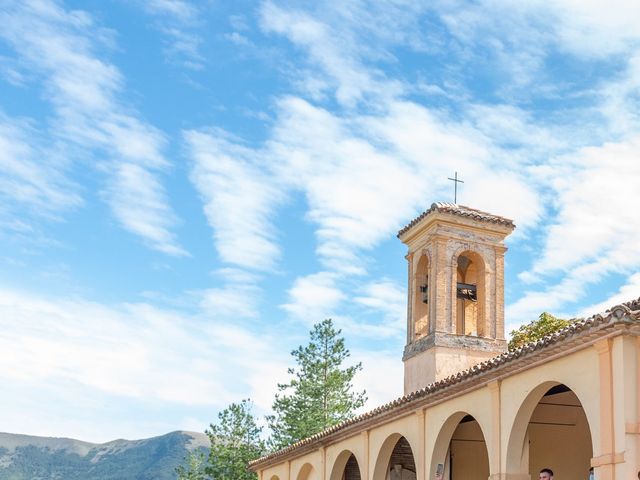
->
[0, 430, 209, 480]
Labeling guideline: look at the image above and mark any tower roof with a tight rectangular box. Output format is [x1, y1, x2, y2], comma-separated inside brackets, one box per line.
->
[397, 202, 515, 238]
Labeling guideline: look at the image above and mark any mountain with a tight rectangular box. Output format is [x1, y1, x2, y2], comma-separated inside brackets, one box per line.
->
[0, 430, 209, 480]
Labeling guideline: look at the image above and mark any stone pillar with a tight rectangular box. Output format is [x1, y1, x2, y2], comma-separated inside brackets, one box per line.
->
[592, 339, 617, 480]
[406, 253, 414, 344]
[433, 237, 449, 333]
[494, 246, 507, 340]
[362, 430, 369, 480]
[488, 380, 501, 477]
[611, 335, 639, 479]
[416, 410, 426, 480]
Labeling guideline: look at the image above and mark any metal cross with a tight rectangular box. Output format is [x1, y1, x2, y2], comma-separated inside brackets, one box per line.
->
[447, 171, 464, 203]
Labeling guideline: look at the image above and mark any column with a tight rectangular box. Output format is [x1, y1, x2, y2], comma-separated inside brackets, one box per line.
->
[433, 237, 449, 333]
[362, 430, 369, 480]
[406, 253, 414, 344]
[416, 409, 426, 479]
[494, 246, 507, 340]
[591, 339, 619, 480]
[487, 380, 501, 479]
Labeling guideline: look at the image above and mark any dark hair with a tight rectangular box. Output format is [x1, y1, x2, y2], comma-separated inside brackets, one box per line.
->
[540, 469, 554, 476]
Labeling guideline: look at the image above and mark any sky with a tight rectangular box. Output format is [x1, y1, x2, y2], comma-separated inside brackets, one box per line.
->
[0, 0, 639, 443]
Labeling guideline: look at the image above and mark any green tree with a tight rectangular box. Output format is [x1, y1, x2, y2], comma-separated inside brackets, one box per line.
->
[508, 312, 573, 350]
[205, 400, 265, 480]
[176, 451, 207, 480]
[267, 319, 367, 450]
[177, 399, 265, 480]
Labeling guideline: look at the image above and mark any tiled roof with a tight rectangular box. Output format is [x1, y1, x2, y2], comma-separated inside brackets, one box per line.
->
[250, 296, 640, 469]
[397, 202, 515, 238]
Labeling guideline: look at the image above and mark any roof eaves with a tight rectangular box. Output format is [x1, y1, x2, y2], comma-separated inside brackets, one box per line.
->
[397, 202, 515, 238]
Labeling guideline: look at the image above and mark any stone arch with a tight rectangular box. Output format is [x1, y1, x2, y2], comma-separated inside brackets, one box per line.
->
[452, 249, 487, 337]
[372, 433, 418, 480]
[413, 252, 430, 339]
[430, 411, 490, 480]
[296, 462, 317, 480]
[329, 450, 362, 480]
[505, 381, 595, 478]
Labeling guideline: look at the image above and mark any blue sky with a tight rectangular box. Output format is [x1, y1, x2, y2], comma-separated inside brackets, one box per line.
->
[0, 0, 639, 443]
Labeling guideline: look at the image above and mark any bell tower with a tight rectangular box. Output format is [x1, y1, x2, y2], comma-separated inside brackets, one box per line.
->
[398, 202, 515, 394]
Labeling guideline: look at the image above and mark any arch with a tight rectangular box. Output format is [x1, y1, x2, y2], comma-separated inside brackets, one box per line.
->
[413, 253, 430, 339]
[505, 381, 594, 478]
[269, 476, 281, 480]
[329, 450, 362, 480]
[453, 250, 486, 337]
[296, 462, 317, 480]
[372, 433, 418, 480]
[430, 412, 490, 480]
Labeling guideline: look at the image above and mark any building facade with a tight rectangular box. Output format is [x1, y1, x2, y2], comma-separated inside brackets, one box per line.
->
[251, 204, 640, 480]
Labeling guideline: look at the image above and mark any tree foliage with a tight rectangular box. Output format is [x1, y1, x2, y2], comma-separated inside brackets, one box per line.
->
[205, 399, 265, 480]
[267, 319, 367, 450]
[177, 399, 265, 480]
[508, 312, 573, 350]
[176, 451, 207, 480]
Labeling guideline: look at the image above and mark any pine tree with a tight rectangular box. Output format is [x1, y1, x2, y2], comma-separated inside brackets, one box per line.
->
[176, 451, 207, 480]
[180, 399, 265, 480]
[267, 319, 367, 450]
[508, 312, 573, 350]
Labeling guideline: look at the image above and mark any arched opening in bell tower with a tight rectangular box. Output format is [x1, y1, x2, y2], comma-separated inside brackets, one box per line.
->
[413, 254, 430, 339]
[455, 251, 485, 337]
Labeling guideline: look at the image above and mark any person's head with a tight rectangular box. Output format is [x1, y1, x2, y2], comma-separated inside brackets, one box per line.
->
[539, 468, 554, 480]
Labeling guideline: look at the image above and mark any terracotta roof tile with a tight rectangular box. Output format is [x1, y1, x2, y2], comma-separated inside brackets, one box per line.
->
[397, 202, 515, 238]
[250, 296, 640, 469]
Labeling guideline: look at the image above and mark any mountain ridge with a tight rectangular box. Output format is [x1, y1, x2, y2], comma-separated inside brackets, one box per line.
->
[0, 430, 210, 480]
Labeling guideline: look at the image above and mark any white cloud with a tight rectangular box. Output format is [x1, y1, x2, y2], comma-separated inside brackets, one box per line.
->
[107, 163, 187, 256]
[506, 136, 640, 326]
[138, 0, 204, 70]
[198, 284, 261, 319]
[145, 0, 196, 21]
[545, 0, 640, 58]
[0, 285, 402, 442]
[532, 139, 640, 276]
[575, 272, 640, 319]
[427, 0, 640, 100]
[0, 0, 185, 256]
[281, 274, 405, 340]
[0, 116, 81, 221]
[259, 1, 404, 106]
[598, 53, 640, 137]
[351, 348, 403, 409]
[0, 286, 292, 440]
[282, 271, 345, 320]
[354, 280, 406, 327]
[0, 288, 218, 404]
[185, 129, 283, 271]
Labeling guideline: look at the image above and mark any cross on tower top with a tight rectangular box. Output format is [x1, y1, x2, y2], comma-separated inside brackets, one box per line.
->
[447, 171, 464, 203]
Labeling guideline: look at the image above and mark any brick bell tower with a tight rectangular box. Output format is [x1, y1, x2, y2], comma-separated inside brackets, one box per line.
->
[397, 202, 515, 394]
